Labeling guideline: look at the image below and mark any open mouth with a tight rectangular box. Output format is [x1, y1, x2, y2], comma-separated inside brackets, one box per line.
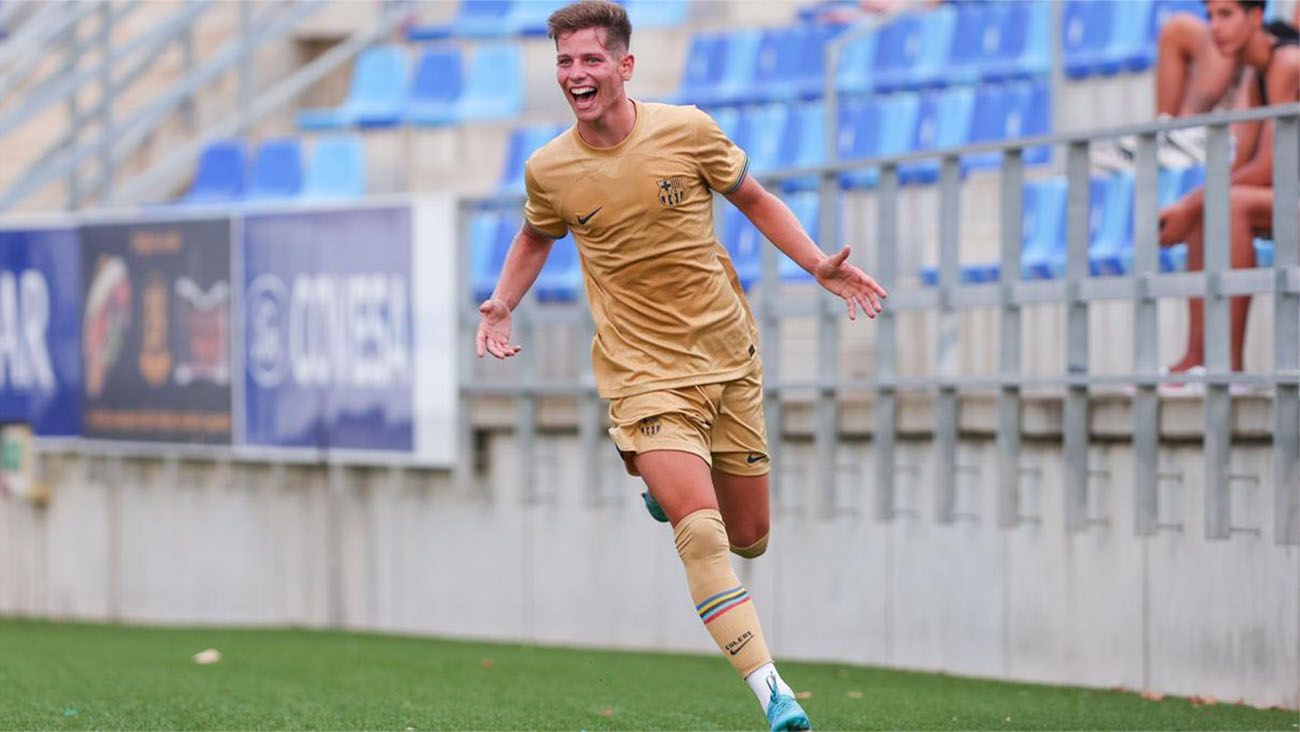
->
[570, 86, 597, 109]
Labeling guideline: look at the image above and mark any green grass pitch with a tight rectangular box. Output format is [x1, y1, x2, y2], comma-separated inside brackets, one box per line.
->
[1, 619, 1295, 730]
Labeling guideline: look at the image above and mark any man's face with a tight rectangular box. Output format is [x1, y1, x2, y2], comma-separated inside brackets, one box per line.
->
[1207, 1, 1259, 55]
[555, 27, 633, 124]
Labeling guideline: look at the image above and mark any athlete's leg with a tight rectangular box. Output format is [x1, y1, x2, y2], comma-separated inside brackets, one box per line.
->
[713, 470, 770, 557]
[636, 450, 807, 729]
[1170, 215, 1206, 373]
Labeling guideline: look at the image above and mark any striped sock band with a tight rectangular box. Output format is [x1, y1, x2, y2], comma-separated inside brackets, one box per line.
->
[696, 585, 752, 624]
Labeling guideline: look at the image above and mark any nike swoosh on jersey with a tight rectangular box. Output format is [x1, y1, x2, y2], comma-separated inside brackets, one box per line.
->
[576, 207, 602, 225]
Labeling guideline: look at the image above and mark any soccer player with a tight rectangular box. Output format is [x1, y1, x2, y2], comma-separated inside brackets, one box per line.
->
[1158, 0, 1299, 376]
[474, 2, 887, 729]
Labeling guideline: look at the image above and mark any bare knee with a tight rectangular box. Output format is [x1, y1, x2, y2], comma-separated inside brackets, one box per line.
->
[728, 518, 770, 558]
[1159, 14, 1205, 59]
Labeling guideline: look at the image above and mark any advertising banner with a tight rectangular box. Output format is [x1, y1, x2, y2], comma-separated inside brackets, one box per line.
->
[80, 219, 232, 443]
[0, 227, 82, 436]
[243, 206, 416, 452]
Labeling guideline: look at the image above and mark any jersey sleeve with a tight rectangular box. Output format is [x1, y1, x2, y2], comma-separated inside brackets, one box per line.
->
[694, 109, 749, 194]
[523, 161, 568, 239]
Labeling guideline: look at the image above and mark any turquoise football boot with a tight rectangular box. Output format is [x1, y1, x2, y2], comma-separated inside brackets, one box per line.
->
[641, 491, 669, 523]
[765, 679, 812, 731]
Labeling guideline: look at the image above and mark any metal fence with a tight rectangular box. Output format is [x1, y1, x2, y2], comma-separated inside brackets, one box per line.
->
[456, 103, 1300, 546]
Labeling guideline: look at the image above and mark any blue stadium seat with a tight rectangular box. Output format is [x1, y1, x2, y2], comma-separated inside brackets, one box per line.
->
[794, 26, 841, 100]
[965, 80, 1052, 171]
[708, 106, 744, 143]
[1062, 1, 1116, 78]
[778, 100, 826, 192]
[738, 103, 791, 176]
[535, 232, 583, 302]
[1089, 172, 1135, 276]
[298, 45, 408, 130]
[456, 43, 524, 122]
[907, 5, 960, 90]
[1104, 0, 1161, 73]
[1021, 177, 1069, 279]
[711, 29, 765, 106]
[752, 26, 815, 103]
[675, 32, 728, 106]
[408, 0, 513, 41]
[406, 45, 463, 126]
[248, 138, 303, 200]
[471, 210, 514, 302]
[625, 0, 688, 28]
[871, 12, 923, 93]
[837, 95, 882, 189]
[1255, 239, 1275, 267]
[899, 86, 976, 185]
[723, 204, 763, 290]
[182, 139, 246, 203]
[982, 0, 1050, 82]
[944, 1, 1002, 86]
[499, 124, 565, 194]
[780, 191, 821, 281]
[835, 30, 876, 95]
[302, 135, 366, 199]
[506, 0, 565, 36]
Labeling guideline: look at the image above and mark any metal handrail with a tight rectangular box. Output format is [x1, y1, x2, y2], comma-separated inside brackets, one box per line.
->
[0, 1, 142, 107]
[0, 0, 98, 77]
[113, 4, 407, 205]
[0, 1, 322, 212]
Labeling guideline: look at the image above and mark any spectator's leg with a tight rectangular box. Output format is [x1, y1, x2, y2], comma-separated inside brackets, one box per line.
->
[1227, 187, 1274, 372]
[1170, 216, 1206, 373]
[1156, 14, 1239, 117]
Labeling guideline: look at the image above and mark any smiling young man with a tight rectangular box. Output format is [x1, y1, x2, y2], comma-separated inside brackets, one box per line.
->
[473, 1, 887, 730]
[1158, 0, 1299, 376]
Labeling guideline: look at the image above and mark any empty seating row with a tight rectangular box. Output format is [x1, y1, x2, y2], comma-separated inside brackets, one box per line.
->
[676, 1, 1050, 107]
[407, 0, 687, 41]
[1063, 0, 1203, 78]
[470, 209, 581, 302]
[179, 136, 365, 204]
[919, 165, 1205, 285]
[298, 43, 522, 131]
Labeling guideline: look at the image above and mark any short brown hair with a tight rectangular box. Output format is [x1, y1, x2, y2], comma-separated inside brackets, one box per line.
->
[547, 1, 632, 54]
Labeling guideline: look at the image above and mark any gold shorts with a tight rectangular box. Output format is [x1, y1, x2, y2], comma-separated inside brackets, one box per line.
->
[608, 364, 769, 477]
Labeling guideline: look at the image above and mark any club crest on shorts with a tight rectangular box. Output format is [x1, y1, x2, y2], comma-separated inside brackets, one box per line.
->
[639, 416, 661, 436]
[656, 177, 686, 208]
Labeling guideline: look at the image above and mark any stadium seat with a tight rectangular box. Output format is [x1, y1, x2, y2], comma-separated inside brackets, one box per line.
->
[871, 12, 923, 93]
[456, 43, 524, 122]
[982, 0, 1050, 82]
[535, 232, 583, 302]
[407, 0, 512, 41]
[405, 45, 463, 126]
[905, 5, 960, 90]
[723, 204, 762, 290]
[471, 210, 513, 302]
[248, 138, 304, 200]
[297, 45, 408, 130]
[505, 0, 565, 36]
[835, 30, 876, 95]
[1020, 177, 1069, 279]
[710, 29, 765, 106]
[182, 139, 247, 203]
[302, 135, 366, 199]
[899, 86, 975, 185]
[1062, 0, 1116, 78]
[1088, 172, 1135, 276]
[675, 32, 728, 106]
[837, 95, 881, 189]
[708, 106, 743, 143]
[944, 1, 1002, 86]
[499, 123, 565, 194]
[625, 0, 688, 28]
[737, 103, 791, 176]
[1255, 238, 1275, 267]
[752, 26, 815, 103]
[778, 100, 826, 192]
[781, 191, 820, 281]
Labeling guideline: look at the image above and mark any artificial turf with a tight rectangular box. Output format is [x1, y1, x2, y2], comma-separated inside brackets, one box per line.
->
[0, 619, 1295, 731]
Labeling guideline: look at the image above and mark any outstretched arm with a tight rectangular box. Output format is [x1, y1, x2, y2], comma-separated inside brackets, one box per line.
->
[724, 175, 887, 319]
[476, 224, 555, 359]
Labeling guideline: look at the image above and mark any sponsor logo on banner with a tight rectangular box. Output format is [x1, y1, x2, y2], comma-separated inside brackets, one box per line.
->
[80, 220, 232, 444]
[0, 228, 82, 435]
[241, 207, 415, 451]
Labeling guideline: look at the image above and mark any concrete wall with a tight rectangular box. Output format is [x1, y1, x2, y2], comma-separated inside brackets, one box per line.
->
[2, 396, 1296, 709]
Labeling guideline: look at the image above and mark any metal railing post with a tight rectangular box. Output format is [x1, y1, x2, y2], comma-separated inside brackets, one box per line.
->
[1064, 141, 1091, 531]
[997, 149, 1024, 528]
[874, 164, 899, 521]
[934, 155, 961, 523]
[1132, 132, 1160, 536]
[1271, 111, 1300, 546]
[1203, 123, 1232, 540]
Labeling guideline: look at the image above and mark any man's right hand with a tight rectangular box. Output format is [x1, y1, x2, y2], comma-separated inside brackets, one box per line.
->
[476, 298, 522, 359]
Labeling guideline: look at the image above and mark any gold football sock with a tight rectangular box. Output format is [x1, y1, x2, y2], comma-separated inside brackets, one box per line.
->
[673, 508, 773, 677]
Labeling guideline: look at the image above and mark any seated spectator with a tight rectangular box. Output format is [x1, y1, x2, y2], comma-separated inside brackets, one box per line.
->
[1158, 0, 1299, 375]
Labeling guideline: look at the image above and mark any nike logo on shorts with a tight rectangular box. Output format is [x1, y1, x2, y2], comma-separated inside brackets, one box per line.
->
[747, 454, 767, 464]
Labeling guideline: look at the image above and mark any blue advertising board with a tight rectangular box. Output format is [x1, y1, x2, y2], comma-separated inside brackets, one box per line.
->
[0, 228, 82, 436]
[242, 207, 416, 451]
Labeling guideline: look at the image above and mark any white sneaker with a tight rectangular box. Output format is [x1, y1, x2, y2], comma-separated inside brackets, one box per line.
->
[1158, 365, 1205, 396]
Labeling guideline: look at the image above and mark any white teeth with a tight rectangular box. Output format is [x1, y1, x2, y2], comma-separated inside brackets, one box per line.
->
[572, 87, 594, 95]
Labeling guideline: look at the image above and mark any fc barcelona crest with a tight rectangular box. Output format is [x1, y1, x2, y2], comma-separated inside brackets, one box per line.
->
[657, 177, 686, 208]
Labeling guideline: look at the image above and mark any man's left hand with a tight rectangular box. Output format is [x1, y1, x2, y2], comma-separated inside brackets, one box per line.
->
[813, 246, 888, 320]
